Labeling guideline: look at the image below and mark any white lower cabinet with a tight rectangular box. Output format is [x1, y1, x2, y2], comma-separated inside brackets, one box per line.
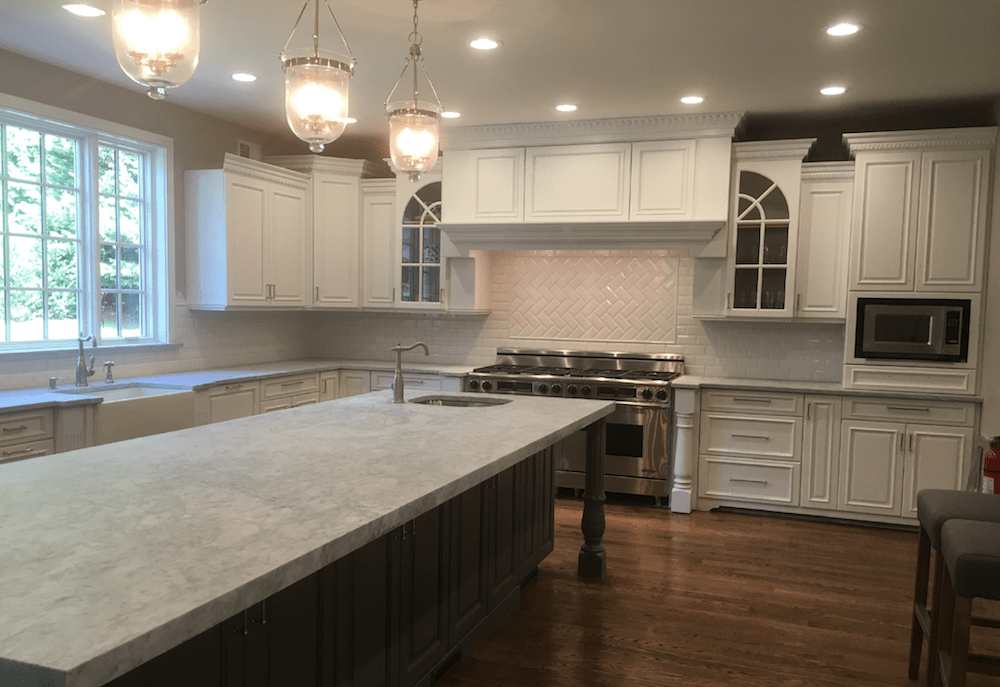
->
[339, 371, 371, 398]
[320, 371, 341, 401]
[800, 395, 842, 510]
[370, 371, 442, 393]
[195, 381, 260, 425]
[259, 373, 321, 413]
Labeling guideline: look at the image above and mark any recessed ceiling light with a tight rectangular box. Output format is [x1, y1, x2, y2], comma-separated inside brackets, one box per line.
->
[441, 111, 461, 119]
[820, 85, 847, 96]
[826, 22, 861, 36]
[470, 38, 500, 50]
[556, 104, 577, 112]
[231, 73, 257, 83]
[681, 95, 704, 105]
[62, 3, 105, 17]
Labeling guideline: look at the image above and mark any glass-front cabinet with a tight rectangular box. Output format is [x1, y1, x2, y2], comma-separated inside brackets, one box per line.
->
[400, 181, 442, 305]
[732, 170, 791, 312]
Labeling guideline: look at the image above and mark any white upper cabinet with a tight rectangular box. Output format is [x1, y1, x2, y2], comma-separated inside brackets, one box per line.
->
[629, 139, 696, 220]
[725, 140, 814, 319]
[525, 143, 631, 221]
[794, 164, 853, 319]
[844, 128, 996, 292]
[443, 147, 524, 223]
[361, 179, 397, 309]
[187, 154, 309, 310]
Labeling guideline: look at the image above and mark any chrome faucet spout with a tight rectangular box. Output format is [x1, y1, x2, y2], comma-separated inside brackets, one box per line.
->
[76, 335, 96, 387]
[390, 341, 429, 403]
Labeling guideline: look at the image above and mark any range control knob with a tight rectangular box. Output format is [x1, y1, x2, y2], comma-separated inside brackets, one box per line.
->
[551, 383, 562, 395]
[641, 388, 654, 401]
[468, 379, 480, 391]
[581, 385, 592, 397]
[656, 389, 669, 402]
[567, 384, 578, 396]
[482, 380, 493, 392]
[538, 383, 549, 394]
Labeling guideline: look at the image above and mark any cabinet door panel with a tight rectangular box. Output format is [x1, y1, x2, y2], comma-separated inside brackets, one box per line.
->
[314, 174, 359, 307]
[525, 144, 630, 220]
[269, 185, 307, 306]
[267, 573, 321, 687]
[839, 420, 905, 515]
[227, 178, 268, 305]
[339, 371, 371, 398]
[796, 180, 851, 318]
[398, 507, 449, 687]
[850, 154, 918, 290]
[902, 424, 972, 518]
[362, 183, 397, 308]
[916, 150, 988, 291]
[630, 140, 695, 219]
[336, 536, 391, 687]
[488, 467, 518, 610]
[207, 385, 258, 423]
[449, 485, 488, 647]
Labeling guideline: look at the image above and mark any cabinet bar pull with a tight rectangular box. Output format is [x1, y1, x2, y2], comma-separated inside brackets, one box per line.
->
[281, 381, 303, 387]
[887, 406, 931, 412]
[224, 384, 244, 391]
[260, 600, 267, 625]
[796, 294, 801, 312]
[315, 286, 319, 301]
[2, 447, 35, 457]
[732, 397, 772, 403]
[2, 425, 29, 433]
[806, 403, 811, 420]
[731, 434, 770, 441]
[909, 433, 914, 452]
[730, 478, 768, 485]
[899, 434, 905, 451]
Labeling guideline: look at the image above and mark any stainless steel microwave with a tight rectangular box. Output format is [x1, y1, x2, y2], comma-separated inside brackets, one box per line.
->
[854, 297, 971, 363]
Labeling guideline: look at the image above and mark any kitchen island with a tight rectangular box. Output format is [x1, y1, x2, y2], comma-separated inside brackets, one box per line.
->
[0, 391, 614, 687]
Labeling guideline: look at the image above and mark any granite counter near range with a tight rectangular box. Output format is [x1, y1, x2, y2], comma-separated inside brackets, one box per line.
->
[0, 391, 614, 687]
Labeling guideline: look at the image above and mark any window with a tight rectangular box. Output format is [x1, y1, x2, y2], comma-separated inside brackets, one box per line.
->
[400, 181, 441, 303]
[1, 97, 169, 349]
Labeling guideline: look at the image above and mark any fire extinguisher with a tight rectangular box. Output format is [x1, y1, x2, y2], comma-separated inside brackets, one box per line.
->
[985, 436, 1000, 495]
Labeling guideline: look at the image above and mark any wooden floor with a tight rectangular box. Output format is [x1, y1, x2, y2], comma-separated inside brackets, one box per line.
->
[439, 497, 1000, 687]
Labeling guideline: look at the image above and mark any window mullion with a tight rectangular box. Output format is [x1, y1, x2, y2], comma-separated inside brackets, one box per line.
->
[81, 134, 101, 342]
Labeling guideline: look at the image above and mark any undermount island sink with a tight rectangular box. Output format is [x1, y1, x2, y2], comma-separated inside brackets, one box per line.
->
[57, 382, 192, 402]
[410, 395, 512, 408]
[55, 383, 196, 446]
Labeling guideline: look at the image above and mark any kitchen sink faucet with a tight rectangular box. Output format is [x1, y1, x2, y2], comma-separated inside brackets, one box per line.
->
[390, 341, 429, 403]
[76, 334, 96, 387]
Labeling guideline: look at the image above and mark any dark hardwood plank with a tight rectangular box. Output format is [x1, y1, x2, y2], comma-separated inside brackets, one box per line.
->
[438, 499, 1000, 687]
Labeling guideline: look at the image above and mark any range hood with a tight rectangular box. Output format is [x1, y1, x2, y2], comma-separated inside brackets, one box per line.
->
[437, 219, 727, 254]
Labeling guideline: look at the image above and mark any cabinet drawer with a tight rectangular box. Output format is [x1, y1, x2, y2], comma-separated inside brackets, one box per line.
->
[699, 413, 802, 461]
[701, 389, 803, 415]
[0, 409, 54, 448]
[842, 396, 974, 426]
[698, 456, 800, 505]
[260, 392, 321, 413]
[261, 373, 320, 400]
[1, 438, 56, 464]
[371, 372, 442, 392]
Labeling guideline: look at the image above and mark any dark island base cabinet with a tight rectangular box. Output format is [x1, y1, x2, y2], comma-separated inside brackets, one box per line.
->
[104, 447, 557, 687]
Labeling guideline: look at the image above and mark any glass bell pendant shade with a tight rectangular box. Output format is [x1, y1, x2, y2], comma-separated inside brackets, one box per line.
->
[112, 0, 201, 100]
[282, 48, 353, 154]
[387, 101, 441, 178]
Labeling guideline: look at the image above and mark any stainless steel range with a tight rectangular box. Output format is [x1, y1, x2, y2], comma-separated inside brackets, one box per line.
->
[464, 349, 684, 505]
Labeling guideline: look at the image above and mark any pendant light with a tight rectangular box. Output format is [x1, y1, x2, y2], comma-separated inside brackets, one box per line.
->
[385, 0, 443, 181]
[280, 0, 356, 154]
[112, 0, 204, 100]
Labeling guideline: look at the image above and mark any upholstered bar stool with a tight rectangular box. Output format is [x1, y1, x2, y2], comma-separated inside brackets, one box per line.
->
[909, 489, 1000, 682]
[932, 519, 1000, 687]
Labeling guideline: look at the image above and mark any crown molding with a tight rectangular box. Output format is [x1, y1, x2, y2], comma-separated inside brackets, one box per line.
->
[801, 161, 855, 181]
[440, 112, 744, 149]
[222, 153, 310, 189]
[265, 155, 382, 178]
[733, 138, 817, 161]
[843, 127, 998, 154]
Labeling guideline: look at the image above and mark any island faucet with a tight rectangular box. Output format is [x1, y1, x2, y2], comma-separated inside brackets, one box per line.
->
[76, 334, 96, 387]
[390, 341, 429, 403]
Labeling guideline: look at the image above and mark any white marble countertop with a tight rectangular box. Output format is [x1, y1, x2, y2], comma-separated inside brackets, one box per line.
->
[672, 374, 983, 403]
[0, 359, 477, 413]
[0, 391, 614, 687]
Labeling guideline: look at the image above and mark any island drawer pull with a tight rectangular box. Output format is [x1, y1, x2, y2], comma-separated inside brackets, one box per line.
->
[730, 478, 768, 485]
[281, 381, 303, 387]
[2, 424, 28, 433]
[732, 397, 772, 403]
[731, 434, 770, 441]
[224, 384, 244, 391]
[2, 447, 35, 457]
[886, 405, 931, 413]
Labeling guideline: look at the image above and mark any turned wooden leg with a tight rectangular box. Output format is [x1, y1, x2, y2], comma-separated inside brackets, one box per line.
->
[578, 418, 606, 579]
[671, 387, 696, 513]
[927, 549, 947, 687]
[909, 526, 932, 680]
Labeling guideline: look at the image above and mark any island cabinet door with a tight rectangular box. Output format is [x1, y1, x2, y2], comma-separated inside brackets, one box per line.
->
[448, 483, 489, 648]
[394, 505, 450, 687]
[103, 624, 224, 687]
[486, 466, 519, 611]
[514, 447, 556, 581]
[333, 535, 393, 687]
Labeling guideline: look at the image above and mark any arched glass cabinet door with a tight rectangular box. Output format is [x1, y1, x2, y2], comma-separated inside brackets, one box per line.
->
[732, 171, 790, 311]
[400, 181, 441, 304]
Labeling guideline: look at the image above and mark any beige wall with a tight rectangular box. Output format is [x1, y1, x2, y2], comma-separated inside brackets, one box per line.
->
[980, 102, 1000, 437]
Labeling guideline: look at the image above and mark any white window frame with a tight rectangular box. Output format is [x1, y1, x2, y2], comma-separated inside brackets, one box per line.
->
[0, 93, 172, 352]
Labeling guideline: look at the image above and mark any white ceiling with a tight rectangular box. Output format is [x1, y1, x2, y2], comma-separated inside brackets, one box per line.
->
[2, 0, 1000, 155]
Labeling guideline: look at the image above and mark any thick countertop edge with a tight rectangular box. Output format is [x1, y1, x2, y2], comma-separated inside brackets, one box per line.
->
[672, 375, 983, 403]
[21, 395, 615, 687]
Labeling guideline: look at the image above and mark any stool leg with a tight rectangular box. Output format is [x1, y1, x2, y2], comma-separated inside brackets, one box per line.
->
[934, 565, 957, 687]
[948, 596, 972, 687]
[910, 527, 932, 679]
[926, 549, 946, 687]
